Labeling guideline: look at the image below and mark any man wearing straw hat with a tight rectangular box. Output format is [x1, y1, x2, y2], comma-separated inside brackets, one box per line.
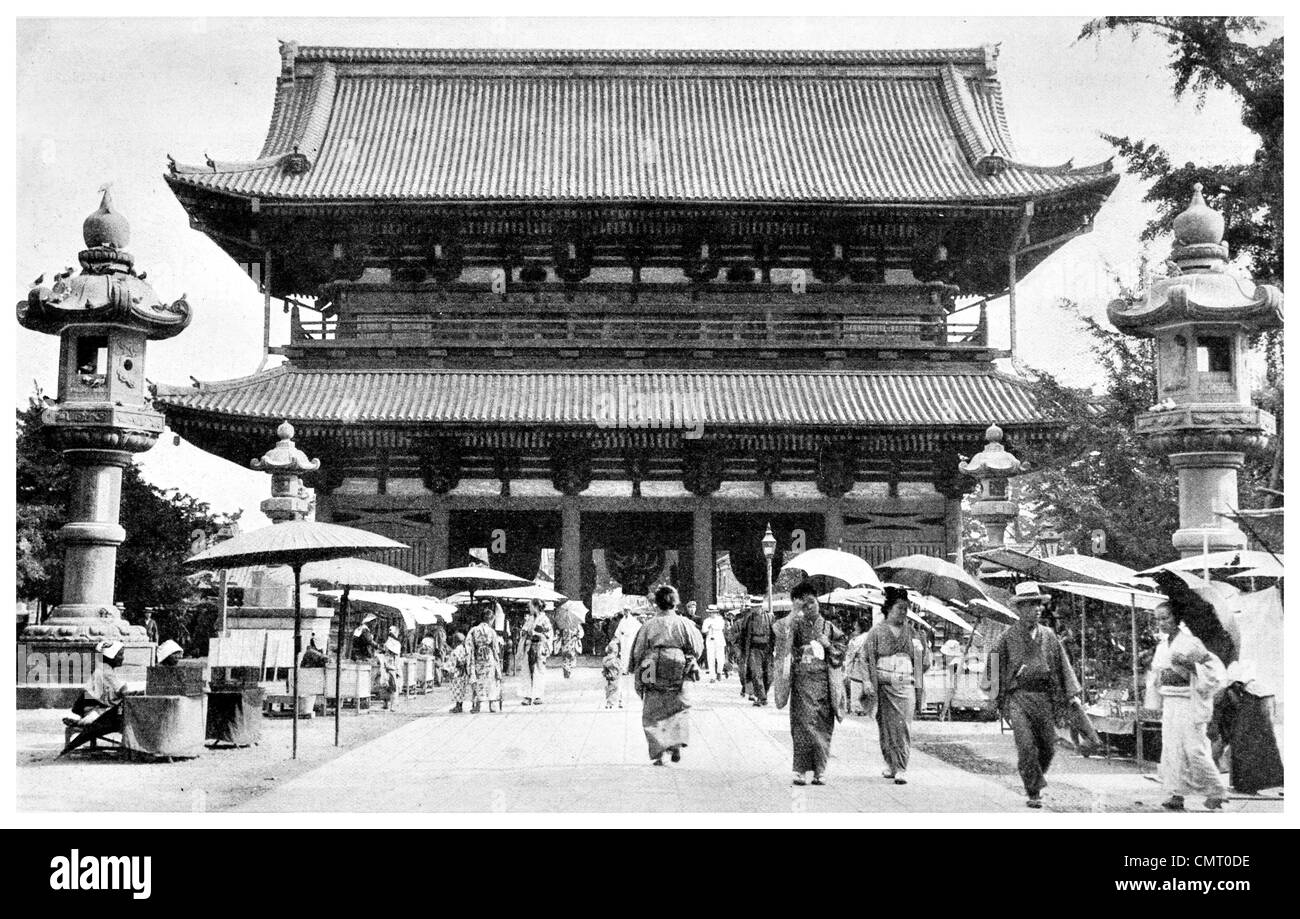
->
[985, 582, 1081, 809]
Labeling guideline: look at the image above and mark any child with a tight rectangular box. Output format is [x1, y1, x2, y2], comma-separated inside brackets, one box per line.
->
[447, 632, 469, 714]
[602, 638, 623, 709]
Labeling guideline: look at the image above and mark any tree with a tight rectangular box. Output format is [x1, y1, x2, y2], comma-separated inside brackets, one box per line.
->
[16, 390, 236, 626]
[1081, 17, 1284, 506]
[1080, 17, 1282, 284]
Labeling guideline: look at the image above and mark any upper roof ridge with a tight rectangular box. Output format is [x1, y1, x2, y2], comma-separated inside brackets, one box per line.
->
[287, 44, 999, 70]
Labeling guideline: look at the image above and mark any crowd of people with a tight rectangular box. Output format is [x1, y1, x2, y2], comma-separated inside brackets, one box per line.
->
[73, 566, 1274, 806]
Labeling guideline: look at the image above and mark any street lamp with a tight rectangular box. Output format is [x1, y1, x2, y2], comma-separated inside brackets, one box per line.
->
[761, 523, 777, 618]
[1037, 528, 1061, 558]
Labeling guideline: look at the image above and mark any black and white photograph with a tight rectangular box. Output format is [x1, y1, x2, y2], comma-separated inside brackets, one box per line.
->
[8, 8, 1287, 843]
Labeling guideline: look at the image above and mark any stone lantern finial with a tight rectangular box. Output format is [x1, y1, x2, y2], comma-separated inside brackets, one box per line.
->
[83, 185, 130, 250]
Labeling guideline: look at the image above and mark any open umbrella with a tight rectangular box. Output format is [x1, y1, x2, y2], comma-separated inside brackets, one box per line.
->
[876, 554, 989, 605]
[552, 599, 589, 631]
[187, 520, 407, 759]
[780, 548, 881, 589]
[423, 565, 531, 600]
[960, 597, 1019, 625]
[448, 583, 568, 605]
[972, 547, 1152, 588]
[909, 593, 975, 634]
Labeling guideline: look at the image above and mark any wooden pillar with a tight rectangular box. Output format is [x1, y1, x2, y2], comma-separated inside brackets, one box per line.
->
[693, 503, 713, 607]
[560, 499, 581, 601]
[429, 504, 450, 573]
[824, 504, 844, 550]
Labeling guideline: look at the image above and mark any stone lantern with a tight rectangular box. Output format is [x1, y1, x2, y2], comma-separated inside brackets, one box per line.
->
[959, 423, 1023, 572]
[17, 190, 191, 700]
[239, 421, 327, 618]
[1108, 184, 1282, 556]
[251, 421, 320, 524]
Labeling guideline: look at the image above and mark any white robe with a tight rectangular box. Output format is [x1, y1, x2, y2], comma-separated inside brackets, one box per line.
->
[614, 615, 642, 674]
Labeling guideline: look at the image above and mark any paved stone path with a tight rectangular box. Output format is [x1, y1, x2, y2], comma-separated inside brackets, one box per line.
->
[242, 666, 1028, 813]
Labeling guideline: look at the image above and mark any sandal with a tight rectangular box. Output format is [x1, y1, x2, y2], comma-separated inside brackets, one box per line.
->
[1161, 796, 1186, 811]
[792, 773, 808, 786]
[520, 698, 532, 706]
[811, 775, 825, 786]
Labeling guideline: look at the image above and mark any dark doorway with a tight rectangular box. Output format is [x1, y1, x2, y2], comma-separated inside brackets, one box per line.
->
[580, 511, 693, 601]
[449, 509, 560, 580]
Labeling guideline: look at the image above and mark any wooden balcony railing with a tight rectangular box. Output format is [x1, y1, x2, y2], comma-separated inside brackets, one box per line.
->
[292, 312, 986, 349]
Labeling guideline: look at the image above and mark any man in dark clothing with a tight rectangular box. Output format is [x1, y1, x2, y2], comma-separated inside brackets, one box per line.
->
[142, 610, 160, 646]
[742, 603, 777, 706]
[300, 634, 328, 668]
[985, 582, 1081, 809]
[350, 615, 378, 662]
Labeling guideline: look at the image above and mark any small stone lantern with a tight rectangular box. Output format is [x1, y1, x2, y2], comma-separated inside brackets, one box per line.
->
[240, 422, 322, 614]
[959, 424, 1024, 572]
[1108, 184, 1282, 556]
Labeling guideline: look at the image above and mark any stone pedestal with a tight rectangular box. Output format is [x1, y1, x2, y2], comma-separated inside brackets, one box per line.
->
[1169, 451, 1247, 556]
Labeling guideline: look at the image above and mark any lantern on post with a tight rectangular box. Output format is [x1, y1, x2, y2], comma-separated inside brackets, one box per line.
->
[17, 190, 192, 667]
[761, 523, 777, 617]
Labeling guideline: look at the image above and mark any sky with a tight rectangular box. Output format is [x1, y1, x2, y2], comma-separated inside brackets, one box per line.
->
[12, 13, 1277, 530]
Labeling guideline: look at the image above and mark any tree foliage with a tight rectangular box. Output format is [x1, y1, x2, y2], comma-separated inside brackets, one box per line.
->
[1080, 17, 1283, 285]
[16, 391, 235, 628]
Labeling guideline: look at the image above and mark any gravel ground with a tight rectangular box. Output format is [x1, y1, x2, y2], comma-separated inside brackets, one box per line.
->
[17, 681, 461, 812]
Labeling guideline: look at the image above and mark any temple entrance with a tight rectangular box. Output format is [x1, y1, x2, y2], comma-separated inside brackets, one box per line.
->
[712, 513, 825, 596]
[448, 509, 560, 581]
[579, 511, 692, 610]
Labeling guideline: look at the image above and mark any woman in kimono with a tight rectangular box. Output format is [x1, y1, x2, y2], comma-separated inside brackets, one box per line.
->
[1213, 662, 1283, 794]
[613, 607, 642, 704]
[783, 582, 847, 786]
[864, 586, 929, 785]
[521, 600, 554, 705]
[560, 623, 584, 679]
[1152, 602, 1229, 810]
[467, 607, 503, 713]
[447, 632, 469, 713]
[629, 586, 704, 765]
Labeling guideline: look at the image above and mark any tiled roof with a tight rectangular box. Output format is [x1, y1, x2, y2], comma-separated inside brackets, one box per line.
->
[166, 44, 1113, 204]
[154, 366, 1056, 428]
